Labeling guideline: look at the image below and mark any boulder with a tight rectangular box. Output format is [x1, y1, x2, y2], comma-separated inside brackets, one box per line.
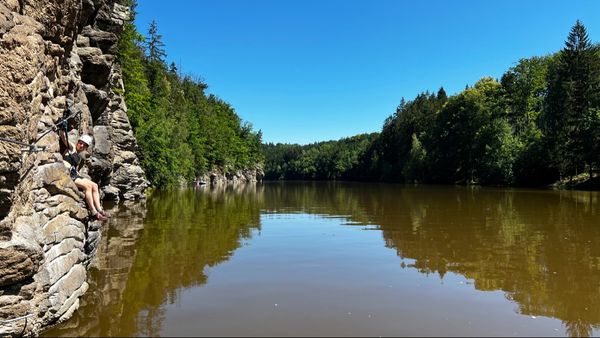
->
[0, 244, 42, 287]
[92, 126, 111, 156]
[33, 163, 81, 201]
[101, 185, 120, 201]
[82, 26, 118, 54]
[89, 157, 112, 185]
[94, 3, 128, 33]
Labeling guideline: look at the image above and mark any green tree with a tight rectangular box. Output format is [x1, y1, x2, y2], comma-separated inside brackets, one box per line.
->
[427, 78, 517, 184]
[118, 10, 263, 187]
[379, 92, 442, 181]
[117, 0, 151, 131]
[500, 55, 559, 185]
[146, 20, 166, 63]
[543, 20, 599, 178]
[437, 87, 448, 104]
[501, 56, 551, 135]
[402, 133, 427, 182]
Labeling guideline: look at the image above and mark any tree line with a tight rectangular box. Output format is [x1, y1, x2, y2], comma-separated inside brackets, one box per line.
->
[265, 20, 600, 186]
[263, 134, 377, 180]
[118, 1, 263, 187]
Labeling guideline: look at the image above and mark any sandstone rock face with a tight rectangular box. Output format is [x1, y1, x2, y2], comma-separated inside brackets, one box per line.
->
[195, 164, 265, 186]
[41, 202, 147, 337]
[0, 1, 147, 335]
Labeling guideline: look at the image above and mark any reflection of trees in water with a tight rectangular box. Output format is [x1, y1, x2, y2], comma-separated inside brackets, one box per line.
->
[262, 181, 375, 223]
[43, 184, 263, 337]
[263, 183, 600, 337]
[44, 183, 599, 337]
[407, 189, 600, 338]
[122, 185, 263, 336]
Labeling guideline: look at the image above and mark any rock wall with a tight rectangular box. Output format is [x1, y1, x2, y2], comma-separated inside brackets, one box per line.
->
[0, 0, 147, 336]
[40, 202, 147, 337]
[195, 165, 265, 186]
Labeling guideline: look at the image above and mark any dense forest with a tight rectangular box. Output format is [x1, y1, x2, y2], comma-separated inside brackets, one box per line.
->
[262, 133, 377, 180]
[118, 3, 598, 189]
[118, 1, 263, 187]
[264, 20, 600, 187]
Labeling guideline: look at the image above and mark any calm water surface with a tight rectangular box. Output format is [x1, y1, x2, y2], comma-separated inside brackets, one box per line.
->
[43, 182, 600, 337]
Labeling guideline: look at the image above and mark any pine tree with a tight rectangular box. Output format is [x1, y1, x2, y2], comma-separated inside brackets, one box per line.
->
[543, 20, 598, 178]
[169, 62, 178, 75]
[437, 87, 447, 103]
[396, 97, 406, 115]
[147, 20, 166, 63]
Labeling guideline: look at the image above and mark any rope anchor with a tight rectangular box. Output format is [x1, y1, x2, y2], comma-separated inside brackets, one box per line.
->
[0, 137, 46, 153]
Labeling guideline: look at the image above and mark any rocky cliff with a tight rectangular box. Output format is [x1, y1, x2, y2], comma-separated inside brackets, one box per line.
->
[0, 0, 147, 335]
[195, 165, 265, 186]
[40, 202, 147, 337]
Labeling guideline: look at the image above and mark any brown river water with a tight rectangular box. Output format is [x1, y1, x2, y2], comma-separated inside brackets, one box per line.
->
[42, 182, 600, 337]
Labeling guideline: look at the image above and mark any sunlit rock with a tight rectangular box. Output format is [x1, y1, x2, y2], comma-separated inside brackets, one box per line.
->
[0, 0, 147, 335]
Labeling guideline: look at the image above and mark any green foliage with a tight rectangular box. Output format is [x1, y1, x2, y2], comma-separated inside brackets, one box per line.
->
[264, 21, 599, 187]
[401, 133, 427, 182]
[501, 56, 551, 135]
[263, 134, 377, 180]
[119, 14, 598, 188]
[378, 90, 445, 181]
[118, 3, 262, 187]
[542, 20, 600, 178]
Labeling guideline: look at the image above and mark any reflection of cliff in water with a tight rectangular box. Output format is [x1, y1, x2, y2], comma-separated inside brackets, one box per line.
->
[41, 201, 147, 337]
[263, 183, 600, 337]
[44, 184, 263, 337]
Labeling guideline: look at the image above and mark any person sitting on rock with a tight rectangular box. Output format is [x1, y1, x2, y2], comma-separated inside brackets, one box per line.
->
[59, 131, 109, 221]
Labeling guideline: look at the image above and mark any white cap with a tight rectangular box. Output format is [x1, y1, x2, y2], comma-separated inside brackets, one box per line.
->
[78, 134, 93, 147]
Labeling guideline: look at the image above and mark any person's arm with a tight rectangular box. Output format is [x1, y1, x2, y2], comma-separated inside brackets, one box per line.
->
[58, 127, 72, 152]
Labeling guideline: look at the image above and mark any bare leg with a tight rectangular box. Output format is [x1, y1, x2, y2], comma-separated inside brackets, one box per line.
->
[74, 179, 97, 214]
[91, 182, 103, 211]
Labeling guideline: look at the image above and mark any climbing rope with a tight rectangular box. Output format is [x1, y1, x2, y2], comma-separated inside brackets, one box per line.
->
[0, 313, 34, 325]
[0, 110, 82, 153]
[35, 109, 82, 143]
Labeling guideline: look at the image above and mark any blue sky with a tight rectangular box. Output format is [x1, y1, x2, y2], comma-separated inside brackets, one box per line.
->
[135, 0, 600, 145]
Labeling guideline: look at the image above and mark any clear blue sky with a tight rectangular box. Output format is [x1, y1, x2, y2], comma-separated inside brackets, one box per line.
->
[135, 0, 600, 145]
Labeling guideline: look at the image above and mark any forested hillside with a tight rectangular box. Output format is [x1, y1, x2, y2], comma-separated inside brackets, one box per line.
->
[263, 133, 377, 180]
[118, 1, 263, 187]
[265, 21, 600, 187]
[118, 3, 598, 189]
